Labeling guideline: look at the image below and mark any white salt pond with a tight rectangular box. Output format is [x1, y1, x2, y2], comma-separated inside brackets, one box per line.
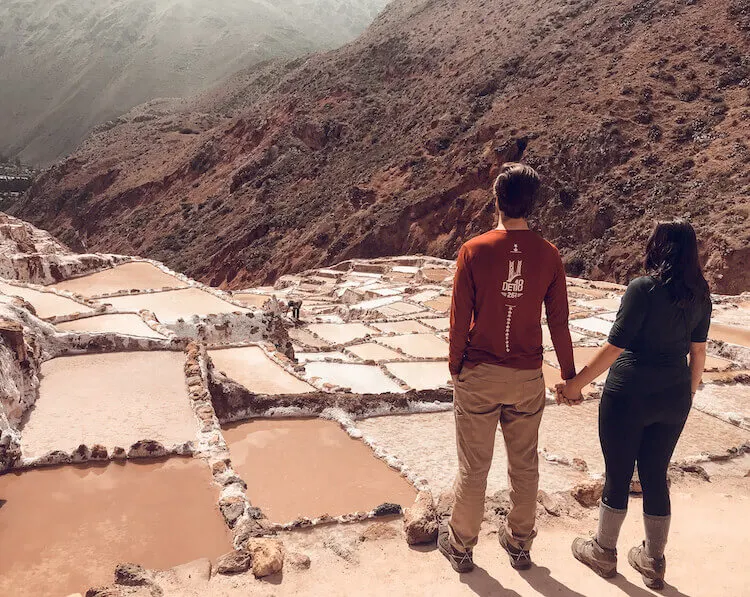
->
[385, 361, 451, 390]
[570, 317, 614, 336]
[21, 351, 197, 457]
[223, 418, 416, 523]
[101, 288, 246, 322]
[380, 333, 449, 358]
[347, 343, 405, 362]
[295, 351, 352, 363]
[370, 320, 434, 334]
[0, 280, 93, 319]
[304, 362, 404, 394]
[55, 314, 166, 339]
[306, 322, 376, 344]
[50, 262, 187, 296]
[376, 301, 426, 317]
[0, 458, 230, 597]
[210, 346, 315, 395]
[357, 411, 587, 495]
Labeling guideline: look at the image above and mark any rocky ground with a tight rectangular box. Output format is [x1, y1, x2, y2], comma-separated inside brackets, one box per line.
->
[12, 0, 750, 292]
[1, 214, 749, 596]
[0, 161, 35, 211]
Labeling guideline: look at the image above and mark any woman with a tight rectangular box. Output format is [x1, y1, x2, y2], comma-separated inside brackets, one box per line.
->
[559, 220, 711, 590]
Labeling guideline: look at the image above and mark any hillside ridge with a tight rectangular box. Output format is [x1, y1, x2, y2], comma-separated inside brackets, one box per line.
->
[12, 0, 750, 293]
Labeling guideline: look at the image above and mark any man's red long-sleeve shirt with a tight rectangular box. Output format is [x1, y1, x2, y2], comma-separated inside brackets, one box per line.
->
[449, 229, 576, 380]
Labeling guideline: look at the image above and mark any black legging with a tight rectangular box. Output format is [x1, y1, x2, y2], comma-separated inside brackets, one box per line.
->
[599, 366, 692, 516]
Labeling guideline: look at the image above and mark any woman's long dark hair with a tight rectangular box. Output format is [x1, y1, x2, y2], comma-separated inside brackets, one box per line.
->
[645, 219, 710, 307]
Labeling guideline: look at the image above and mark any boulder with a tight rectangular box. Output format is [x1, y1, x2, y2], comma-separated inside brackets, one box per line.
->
[403, 491, 438, 545]
[287, 552, 311, 570]
[216, 550, 252, 575]
[114, 563, 149, 586]
[85, 587, 121, 597]
[127, 440, 166, 459]
[571, 479, 604, 507]
[71, 444, 91, 463]
[537, 489, 562, 516]
[90, 444, 108, 460]
[245, 538, 284, 578]
[219, 495, 245, 527]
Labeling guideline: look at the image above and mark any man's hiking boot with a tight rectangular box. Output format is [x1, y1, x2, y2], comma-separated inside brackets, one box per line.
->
[628, 542, 666, 590]
[438, 525, 474, 573]
[571, 537, 617, 578]
[499, 527, 532, 570]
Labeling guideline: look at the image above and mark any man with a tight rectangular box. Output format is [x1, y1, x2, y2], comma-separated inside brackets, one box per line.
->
[439, 162, 580, 573]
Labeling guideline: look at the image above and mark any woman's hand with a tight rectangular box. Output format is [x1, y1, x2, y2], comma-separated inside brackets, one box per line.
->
[555, 379, 584, 406]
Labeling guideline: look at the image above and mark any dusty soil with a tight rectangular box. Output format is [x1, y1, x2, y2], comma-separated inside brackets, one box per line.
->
[152, 475, 750, 596]
[13, 0, 750, 293]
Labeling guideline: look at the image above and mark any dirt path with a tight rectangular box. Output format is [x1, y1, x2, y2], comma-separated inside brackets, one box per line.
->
[153, 475, 749, 597]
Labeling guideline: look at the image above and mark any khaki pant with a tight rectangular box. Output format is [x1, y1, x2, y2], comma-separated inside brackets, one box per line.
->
[448, 363, 546, 552]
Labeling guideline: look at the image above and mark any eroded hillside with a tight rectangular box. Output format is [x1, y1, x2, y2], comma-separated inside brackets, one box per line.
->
[0, 0, 388, 165]
[12, 0, 750, 292]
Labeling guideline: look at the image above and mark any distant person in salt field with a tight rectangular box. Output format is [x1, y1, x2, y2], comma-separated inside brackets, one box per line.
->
[559, 220, 711, 590]
[439, 163, 580, 573]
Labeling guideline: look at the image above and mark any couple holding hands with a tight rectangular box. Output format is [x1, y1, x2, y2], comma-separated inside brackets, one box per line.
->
[442, 163, 711, 591]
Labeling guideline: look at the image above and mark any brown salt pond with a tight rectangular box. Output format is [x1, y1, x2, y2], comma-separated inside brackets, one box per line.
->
[709, 322, 750, 348]
[101, 287, 247, 322]
[0, 458, 231, 597]
[55, 313, 167, 339]
[0, 280, 93, 319]
[231, 292, 271, 308]
[381, 333, 449, 358]
[50, 262, 188, 297]
[21, 351, 197, 457]
[210, 346, 315, 395]
[423, 296, 451, 313]
[223, 418, 416, 522]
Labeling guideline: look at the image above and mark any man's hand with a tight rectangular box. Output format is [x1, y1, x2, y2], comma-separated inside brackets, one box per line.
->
[555, 381, 584, 406]
[450, 374, 459, 387]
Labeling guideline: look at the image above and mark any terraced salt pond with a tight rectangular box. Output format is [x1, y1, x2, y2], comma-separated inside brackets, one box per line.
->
[385, 361, 451, 391]
[306, 322, 376, 344]
[304, 362, 404, 393]
[55, 313, 166, 338]
[347, 342, 405, 361]
[101, 288, 246, 322]
[210, 346, 315, 395]
[358, 403, 750, 494]
[0, 280, 93, 319]
[21, 351, 196, 457]
[380, 333, 448, 358]
[223, 419, 416, 522]
[50, 261, 187, 296]
[0, 458, 231, 597]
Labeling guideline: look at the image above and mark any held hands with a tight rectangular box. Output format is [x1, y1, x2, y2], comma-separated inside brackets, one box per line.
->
[555, 380, 584, 407]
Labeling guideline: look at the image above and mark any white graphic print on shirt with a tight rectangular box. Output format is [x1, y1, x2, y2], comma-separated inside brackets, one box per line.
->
[501, 244, 525, 352]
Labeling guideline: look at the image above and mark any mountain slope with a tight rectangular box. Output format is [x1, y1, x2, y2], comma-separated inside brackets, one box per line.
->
[0, 0, 388, 165]
[13, 0, 750, 293]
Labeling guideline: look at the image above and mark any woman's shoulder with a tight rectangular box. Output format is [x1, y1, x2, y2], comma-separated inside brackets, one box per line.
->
[626, 275, 658, 293]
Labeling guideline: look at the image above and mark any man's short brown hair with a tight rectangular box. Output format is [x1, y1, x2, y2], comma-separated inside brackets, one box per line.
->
[493, 163, 540, 219]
